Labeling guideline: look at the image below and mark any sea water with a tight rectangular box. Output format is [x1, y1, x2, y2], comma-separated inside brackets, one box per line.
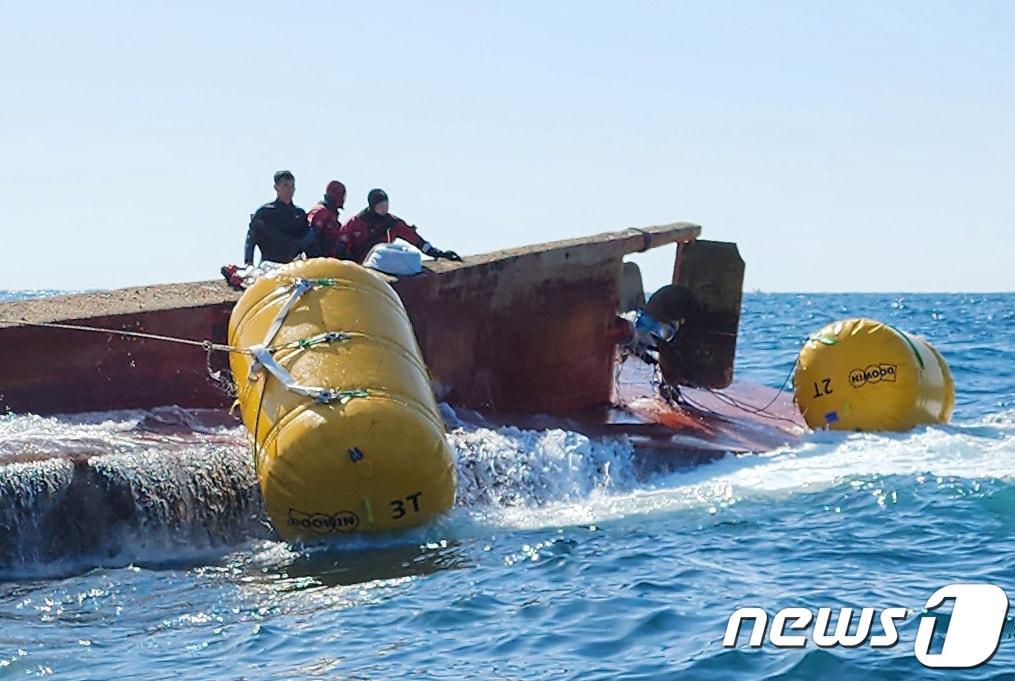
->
[0, 292, 1012, 679]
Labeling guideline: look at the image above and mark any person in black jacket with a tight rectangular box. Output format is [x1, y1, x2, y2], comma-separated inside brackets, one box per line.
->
[243, 170, 319, 265]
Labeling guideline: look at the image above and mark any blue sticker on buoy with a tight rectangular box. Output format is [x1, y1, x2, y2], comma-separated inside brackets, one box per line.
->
[825, 411, 839, 423]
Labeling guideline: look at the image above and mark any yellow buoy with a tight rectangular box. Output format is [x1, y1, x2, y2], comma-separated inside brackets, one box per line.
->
[793, 318, 954, 431]
[227, 259, 456, 540]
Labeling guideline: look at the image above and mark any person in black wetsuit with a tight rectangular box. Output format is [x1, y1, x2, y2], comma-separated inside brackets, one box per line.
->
[243, 170, 319, 265]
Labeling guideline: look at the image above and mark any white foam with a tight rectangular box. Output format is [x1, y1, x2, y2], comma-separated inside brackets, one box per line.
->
[438, 409, 1015, 534]
[450, 425, 638, 507]
[4, 405, 1012, 566]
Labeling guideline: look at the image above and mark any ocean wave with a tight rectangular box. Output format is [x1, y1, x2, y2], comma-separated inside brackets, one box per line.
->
[2, 404, 1013, 577]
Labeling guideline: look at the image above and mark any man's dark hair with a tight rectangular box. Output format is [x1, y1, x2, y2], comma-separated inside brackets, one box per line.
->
[273, 170, 295, 184]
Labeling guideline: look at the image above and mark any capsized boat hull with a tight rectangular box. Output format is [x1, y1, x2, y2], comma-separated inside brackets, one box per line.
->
[0, 223, 703, 415]
[0, 221, 805, 566]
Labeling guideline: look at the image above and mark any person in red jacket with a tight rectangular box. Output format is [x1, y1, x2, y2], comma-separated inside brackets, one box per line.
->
[338, 188, 461, 264]
[307, 180, 347, 258]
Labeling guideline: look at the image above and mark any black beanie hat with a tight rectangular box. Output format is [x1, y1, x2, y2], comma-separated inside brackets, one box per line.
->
[368, 188, 388, 209]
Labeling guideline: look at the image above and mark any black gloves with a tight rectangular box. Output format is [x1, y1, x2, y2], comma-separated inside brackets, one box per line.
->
[423, 244, 463, 262]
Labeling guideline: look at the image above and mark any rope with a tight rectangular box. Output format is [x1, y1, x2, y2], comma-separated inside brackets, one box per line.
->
[614, 349, 629, 408]
[703, 387, 802, 427]
[0, 317, 250, 355]
[0, 278, 342, 359]
[644, 336, 805, 427]
[250, 344, 368, 404]
[247, 277, 368, 405]
[262, 278, 315, 347]
[245, 276, 363, 470]
[675, 389, 735, 423]
[628, 227, 653, 253]
[703, 359, 800, 424]
[2, 277, 364, 421]
[251, 375, 267, 474]
[266, 330, 351, 353]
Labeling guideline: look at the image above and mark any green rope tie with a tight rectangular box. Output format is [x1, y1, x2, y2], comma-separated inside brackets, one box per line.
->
[269, 331, 351, 352]
[314, 388, 369, 405]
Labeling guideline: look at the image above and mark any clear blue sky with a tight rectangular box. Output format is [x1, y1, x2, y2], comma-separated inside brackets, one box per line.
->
[2, 1, 1012, 292]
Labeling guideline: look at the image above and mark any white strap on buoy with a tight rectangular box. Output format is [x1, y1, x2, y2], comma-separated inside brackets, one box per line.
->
[247, 278, 367, 405]
[262, 278, 314, 347]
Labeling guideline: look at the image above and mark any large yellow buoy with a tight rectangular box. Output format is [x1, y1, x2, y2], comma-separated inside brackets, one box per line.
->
[793, 318, 954, 431]
[227, 259, 456, 541]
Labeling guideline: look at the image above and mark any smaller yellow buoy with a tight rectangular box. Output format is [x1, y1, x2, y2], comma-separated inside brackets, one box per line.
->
[793, 318, 954, 431]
